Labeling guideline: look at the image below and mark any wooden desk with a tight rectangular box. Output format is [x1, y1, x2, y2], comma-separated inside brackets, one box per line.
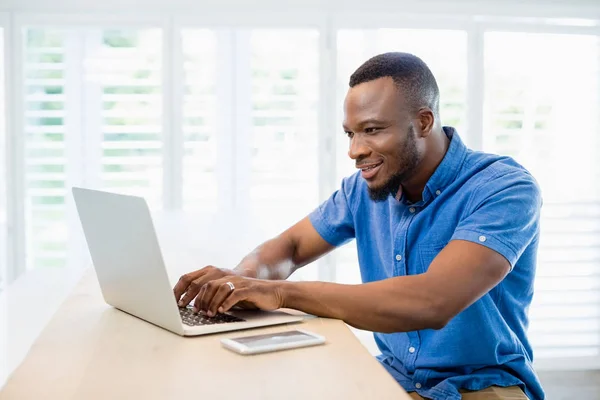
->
[0, 271, 410, 400]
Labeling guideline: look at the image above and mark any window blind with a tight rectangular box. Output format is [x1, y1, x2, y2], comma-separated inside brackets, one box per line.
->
[0, 26, 6, 290]
[247, 29, 320, 281]
[248, 30, 320, 236]
[94, 29, 163, 209]
[484, 32, 600, 360]
[24, 28, 69, 269]
[181, 29, 219, 212]
[23, 27, 164, 271]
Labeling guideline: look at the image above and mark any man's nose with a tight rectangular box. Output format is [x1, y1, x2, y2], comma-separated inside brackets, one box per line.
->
[348, 136, 371, 160]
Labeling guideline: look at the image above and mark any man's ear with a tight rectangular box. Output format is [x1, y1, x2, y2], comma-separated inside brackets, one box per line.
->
[417, 108, 435, 138]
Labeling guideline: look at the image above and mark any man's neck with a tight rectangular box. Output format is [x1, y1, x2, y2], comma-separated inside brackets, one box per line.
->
[401, 129, 450, 203]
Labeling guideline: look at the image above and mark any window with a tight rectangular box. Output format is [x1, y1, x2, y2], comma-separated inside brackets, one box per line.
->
[0, 25, 6, 291]
[334, 28, 468, 284]
[484, 32, 600, 360]
[181, 29, 218, 212]
[248, 30, 320, 232]
[248, 29, 320, 281]
[24, 28, 68, 270]
[23, 27, 163, 272]
[176, 27, 320, 281]
[20, 25, 321, 280]
[94, 29, 164, 209]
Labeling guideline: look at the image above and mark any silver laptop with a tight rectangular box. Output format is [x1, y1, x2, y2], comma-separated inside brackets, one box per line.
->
[72, 187, 304, 336]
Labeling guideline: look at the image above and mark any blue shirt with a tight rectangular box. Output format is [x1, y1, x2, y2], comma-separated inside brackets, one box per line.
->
[309, 127, 544, 400]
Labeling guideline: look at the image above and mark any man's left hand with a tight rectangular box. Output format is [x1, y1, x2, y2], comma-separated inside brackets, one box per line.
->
[194, 276, 285, 316]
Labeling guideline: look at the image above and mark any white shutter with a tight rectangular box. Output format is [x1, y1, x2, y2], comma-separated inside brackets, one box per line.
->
[247, 29, 320, 280]
[484, 32, 600, 361]
[181, 29, 219, 212]
[334, 29, 469, 284]
[22, 27, 164, 272]
[23, 28, 69, 269]
[0, 26, 6, 290]
[90, 29, 163, 209]
[248, 30, 320, 234]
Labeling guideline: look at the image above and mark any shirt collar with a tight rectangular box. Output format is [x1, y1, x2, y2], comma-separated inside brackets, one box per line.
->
[421, 126, 467, 204]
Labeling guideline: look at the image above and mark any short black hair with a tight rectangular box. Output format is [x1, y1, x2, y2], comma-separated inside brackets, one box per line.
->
[349, 52, 440, 118]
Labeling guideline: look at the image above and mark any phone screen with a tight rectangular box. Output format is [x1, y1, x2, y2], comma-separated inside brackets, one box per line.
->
[230, 330, 317, 349]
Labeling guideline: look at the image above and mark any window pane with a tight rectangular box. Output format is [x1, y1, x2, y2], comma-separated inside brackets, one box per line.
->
[249, 29, 320, 281]
[23, 28, 68, 270]
[93, 29, 163, 209]
[484, 32, 600, 359]
[335, 29, 468, 284]
[23, 28, 163, 272]
[181, 29, 218, 212]
[249, 31, 319, 230]
[0, 26, 6, 290]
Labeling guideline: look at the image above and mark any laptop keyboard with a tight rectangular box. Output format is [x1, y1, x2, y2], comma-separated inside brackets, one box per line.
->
[179, 306, 246, 326]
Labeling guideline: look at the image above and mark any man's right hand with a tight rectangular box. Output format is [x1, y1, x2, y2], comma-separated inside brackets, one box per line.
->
[173, 266, 239, 307]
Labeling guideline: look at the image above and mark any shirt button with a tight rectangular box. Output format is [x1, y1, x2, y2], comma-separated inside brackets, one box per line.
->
[415, 383, 422, 389]
[396, 254, 402, 261]
[409, 207, 416, 213]
[408, 346, 415, 353]
[479, 235, 487, 243]
[435, 190, 441, 195]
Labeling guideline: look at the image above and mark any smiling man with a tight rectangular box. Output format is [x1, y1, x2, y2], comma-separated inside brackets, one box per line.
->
[174, 52, 544, 400]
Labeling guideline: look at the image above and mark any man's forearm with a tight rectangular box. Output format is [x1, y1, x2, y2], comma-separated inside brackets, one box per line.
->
[233, 235, 298, 280]
[278, 276, 446, 333]
[232, 217, 334, 281]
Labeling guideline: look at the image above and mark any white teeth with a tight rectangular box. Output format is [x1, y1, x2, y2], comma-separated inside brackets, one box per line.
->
[363, 164, 380, 171]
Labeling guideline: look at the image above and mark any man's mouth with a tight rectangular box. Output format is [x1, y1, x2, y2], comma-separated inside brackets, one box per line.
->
[358, 162, 383, 179]
[358, 161, 383, 171]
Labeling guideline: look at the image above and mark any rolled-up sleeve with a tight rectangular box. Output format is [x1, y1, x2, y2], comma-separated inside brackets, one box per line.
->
[451, 171, 542, 269]
[309, 175, 357, 247]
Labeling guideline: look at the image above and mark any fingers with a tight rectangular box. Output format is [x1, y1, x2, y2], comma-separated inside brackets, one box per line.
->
[174, 265, 225, 306]
[173, 273, 195, 302]
[220, 289, 246, 313]
[194, 278, 233, 314]
[206, 282, 236, 316]
[177, 277, 205, 308]
[202, 279, 280, 313]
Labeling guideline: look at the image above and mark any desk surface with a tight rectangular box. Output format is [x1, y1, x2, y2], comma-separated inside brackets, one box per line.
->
[0, 271, 410, 400]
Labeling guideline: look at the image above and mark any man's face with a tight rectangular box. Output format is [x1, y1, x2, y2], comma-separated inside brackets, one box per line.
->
[343, 77, 421, 201]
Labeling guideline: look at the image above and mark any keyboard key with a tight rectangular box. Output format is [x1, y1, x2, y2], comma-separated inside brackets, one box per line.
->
[178, 307, 245, 326]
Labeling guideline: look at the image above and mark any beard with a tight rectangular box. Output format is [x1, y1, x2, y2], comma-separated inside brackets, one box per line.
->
[368, 126, 420, 202]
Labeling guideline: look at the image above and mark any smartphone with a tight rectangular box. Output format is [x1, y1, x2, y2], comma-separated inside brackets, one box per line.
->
[220, 329, 326, 355]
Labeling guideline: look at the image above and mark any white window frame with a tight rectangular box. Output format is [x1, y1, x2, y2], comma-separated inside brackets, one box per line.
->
[0, 10, 10, 389]
[475, 22, 600, 372]
[9, 13, 169, 280]
[5, 11, 23, 285]
[0, 12, 9, 286]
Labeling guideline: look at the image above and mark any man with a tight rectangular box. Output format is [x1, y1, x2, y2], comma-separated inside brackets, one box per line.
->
[173, 52, 544, 400]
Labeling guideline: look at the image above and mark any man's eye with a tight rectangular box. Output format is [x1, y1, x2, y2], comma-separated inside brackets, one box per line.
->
[365, 127, 380, 134]
[345, 131, 354, 138]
